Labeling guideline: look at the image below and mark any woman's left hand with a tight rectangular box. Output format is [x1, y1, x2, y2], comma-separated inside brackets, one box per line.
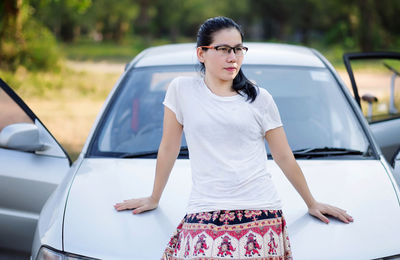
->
[308, 201, 354, 224]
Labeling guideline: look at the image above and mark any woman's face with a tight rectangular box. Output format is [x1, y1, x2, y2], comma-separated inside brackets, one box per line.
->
[197, 28, 244, 83]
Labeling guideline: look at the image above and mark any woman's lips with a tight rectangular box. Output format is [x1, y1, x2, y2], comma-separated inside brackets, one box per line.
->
[224, 67, 236, 72]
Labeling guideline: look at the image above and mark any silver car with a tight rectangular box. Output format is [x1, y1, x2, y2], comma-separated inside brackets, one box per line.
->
[1, 43, 400, 259]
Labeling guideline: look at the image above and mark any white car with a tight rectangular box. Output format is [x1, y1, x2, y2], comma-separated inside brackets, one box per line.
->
[1, 43, 400, 259]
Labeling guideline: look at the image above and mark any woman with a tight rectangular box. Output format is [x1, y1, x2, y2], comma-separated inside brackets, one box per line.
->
[114, 16, 353, 259]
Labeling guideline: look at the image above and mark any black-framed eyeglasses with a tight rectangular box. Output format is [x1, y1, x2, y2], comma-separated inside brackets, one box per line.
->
[200, 45, 248, 57]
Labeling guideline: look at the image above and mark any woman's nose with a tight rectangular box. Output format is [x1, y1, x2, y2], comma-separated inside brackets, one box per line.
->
[226, 50, 237, 62]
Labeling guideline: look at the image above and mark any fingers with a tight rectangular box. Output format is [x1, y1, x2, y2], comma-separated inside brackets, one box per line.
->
[344, 212, 354, 222]
[331, 206, 346, 214]
[133, 200, 158, 214]
[338, 211, 354, 223]
[114, 202, 129, 211]
[113, 197, 158, 214]
[309, 202, 354, 224]
[332, 206, 354, 223]
[331, 210, 350, 224]
[113, 198, 142, 211]
[132, 205, 149, 214]
[322, 205, 354, 224]
[313, 210, 330, 224]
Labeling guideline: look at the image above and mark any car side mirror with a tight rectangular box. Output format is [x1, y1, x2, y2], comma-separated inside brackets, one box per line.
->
[0, 123, 46, 152]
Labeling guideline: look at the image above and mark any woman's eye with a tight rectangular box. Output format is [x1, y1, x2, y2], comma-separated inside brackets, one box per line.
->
[218, 47, 229, 52]
[234, 47, 243, 53]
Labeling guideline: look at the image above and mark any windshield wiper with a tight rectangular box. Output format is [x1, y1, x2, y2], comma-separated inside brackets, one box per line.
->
[119, 146, 189, 158]
[292, 147, 369, 159]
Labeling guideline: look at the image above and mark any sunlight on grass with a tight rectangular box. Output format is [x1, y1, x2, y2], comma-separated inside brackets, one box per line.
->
[1, 62, 120, 99]
[60, 40, 143, 63]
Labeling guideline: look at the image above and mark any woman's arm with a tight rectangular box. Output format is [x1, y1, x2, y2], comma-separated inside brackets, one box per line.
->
[114, 106, 183, 214]
[265, 127, 353, 224]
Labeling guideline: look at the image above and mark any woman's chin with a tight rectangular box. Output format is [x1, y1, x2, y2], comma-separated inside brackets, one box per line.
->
[221, 73, 238, 81]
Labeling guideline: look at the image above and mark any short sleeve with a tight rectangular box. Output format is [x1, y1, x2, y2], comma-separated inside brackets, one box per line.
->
[163, 77, 183, 124]
[261, 91, 283, 134]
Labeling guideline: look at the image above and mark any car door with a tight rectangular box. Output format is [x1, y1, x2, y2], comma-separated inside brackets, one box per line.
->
[343, 52, 400, 167]
[0, 79, 71, 253]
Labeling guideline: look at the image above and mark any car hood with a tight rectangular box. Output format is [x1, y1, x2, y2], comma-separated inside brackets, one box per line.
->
[63, 158, 400, 260]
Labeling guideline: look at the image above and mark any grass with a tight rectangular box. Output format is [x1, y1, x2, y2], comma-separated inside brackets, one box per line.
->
[0, 64, 118, 99]
[59, 37, 179, 63]
[60, 39, 143, 63]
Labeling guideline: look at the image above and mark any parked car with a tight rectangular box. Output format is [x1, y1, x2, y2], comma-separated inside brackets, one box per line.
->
[1, 43, 400, 259]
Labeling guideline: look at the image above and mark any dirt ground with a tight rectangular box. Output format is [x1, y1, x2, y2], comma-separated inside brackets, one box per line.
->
[23, 61, 400, 161]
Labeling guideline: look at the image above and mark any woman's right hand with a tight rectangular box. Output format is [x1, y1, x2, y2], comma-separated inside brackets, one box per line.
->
[113, 196, 159, 214]
[113, 107, 182, 215]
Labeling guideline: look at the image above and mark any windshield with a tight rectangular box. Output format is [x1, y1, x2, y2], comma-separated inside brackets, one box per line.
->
[88, 65, 370, 158]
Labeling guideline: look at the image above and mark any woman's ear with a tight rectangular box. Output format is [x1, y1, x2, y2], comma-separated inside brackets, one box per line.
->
[197, 47, 205, 63]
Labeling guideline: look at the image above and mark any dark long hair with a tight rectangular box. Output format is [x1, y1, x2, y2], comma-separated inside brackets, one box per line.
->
[197, 16, 258, 102]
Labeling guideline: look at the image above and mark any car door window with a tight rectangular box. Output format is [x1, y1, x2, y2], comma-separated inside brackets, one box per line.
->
[0, 87, 33, 131]
[343, 53, 400, 163]
[343, 55, 400, 123]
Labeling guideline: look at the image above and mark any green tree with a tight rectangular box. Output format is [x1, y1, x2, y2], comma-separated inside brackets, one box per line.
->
[0, 0, 25, 70]
[77, 0, 139, 43]
[0, 0, 92, 70]
[30, 0, 91, 42]
[0, 0, 59, 70]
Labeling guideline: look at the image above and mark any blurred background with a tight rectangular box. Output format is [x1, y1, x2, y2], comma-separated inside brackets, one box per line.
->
[1, 0, 400, 161]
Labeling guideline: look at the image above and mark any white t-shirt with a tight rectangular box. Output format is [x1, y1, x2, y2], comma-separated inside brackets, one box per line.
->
[163, 76, 283, 214]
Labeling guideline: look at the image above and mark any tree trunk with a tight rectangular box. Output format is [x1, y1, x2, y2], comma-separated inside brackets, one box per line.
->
[0, 0, 22, 39]
[135, 0, 152, 41]
[357, 0, 374, 51]
[0, 0, 25, 69]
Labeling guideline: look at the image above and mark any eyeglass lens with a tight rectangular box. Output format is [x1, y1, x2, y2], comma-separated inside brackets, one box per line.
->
[215, 46, 247, 56]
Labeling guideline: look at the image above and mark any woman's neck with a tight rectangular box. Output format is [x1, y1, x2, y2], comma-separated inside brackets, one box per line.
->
[204, 74, 236, 97]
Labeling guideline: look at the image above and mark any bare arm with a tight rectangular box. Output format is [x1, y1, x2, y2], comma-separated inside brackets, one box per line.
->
[114, 106, 183, 214]
[265, 127, 353, 224]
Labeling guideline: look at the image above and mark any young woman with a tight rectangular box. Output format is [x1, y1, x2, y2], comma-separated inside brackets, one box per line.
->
[114, 16, 353, 259]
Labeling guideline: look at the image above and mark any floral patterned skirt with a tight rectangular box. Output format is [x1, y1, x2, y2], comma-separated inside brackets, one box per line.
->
[162, 210, 292, 260]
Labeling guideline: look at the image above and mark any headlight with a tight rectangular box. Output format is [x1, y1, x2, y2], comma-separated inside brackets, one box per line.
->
[36, 246, 99, 260]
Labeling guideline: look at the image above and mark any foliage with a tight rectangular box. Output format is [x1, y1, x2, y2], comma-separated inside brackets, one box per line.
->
[21, 19, 60, 70]
[0, 1, 60, 71]
[0, 0, 94, 71]
[2, 0, 400, 71]
[30, 0, 92, 42]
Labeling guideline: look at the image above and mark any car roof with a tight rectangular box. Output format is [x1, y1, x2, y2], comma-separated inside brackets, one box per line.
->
[132, 42, 326, 68]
